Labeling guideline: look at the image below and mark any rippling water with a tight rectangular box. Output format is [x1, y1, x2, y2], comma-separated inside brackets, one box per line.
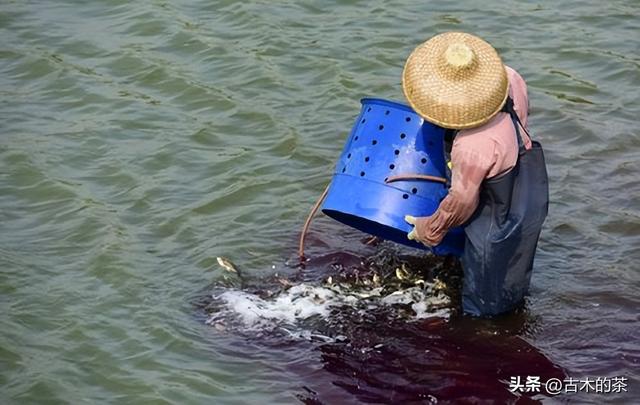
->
[1, 0, 638, 403]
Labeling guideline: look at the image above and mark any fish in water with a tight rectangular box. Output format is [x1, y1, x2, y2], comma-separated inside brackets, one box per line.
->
[216, 256, 245, 288]
[217, 256, 238, 273]
[395, 264, 410, 280]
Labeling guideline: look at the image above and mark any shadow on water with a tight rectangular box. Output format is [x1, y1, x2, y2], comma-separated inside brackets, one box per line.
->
[194, 224, 565, 404]
[304, 316, 565, 404]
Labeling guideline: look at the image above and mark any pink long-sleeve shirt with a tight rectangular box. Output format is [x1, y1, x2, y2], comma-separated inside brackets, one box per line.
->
[414, 66, 532, 246]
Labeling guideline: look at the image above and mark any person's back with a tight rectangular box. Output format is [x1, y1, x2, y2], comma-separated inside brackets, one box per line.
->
[455, 66, 531, 179]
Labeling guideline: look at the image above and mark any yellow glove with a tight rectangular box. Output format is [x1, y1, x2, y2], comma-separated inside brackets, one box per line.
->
[405, 215, 418, 241]
[405, 215, 433, 247]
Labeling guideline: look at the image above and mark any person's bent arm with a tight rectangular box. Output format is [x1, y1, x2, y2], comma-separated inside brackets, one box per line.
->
[407, 137, 496, 246]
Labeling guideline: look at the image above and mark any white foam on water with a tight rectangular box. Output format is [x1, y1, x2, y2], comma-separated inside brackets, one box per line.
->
[206, 281, 451, 334]
[210, 284, 349, 327]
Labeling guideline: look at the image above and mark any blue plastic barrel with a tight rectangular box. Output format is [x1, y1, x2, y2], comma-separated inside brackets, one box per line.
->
[322, 98, 465, 256]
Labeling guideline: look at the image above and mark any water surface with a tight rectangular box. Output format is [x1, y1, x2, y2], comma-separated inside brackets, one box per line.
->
[1, 0, 639, 403]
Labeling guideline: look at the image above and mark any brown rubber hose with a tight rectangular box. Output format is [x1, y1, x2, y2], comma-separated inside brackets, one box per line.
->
[298, 183, 330, 260]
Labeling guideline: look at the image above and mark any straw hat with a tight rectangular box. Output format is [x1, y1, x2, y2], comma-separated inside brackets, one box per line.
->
[402, 32, 508, 129]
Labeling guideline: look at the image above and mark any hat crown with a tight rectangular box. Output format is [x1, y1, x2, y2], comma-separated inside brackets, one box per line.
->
[444, 43, 476, 70]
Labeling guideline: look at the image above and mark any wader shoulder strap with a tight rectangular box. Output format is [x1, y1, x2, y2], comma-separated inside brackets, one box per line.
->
[443, 128, 458, 187]
[444, 128, 458, 155]
[501, 96, 530, 155]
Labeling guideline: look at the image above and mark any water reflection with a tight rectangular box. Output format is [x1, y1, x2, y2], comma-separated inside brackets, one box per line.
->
[303, 314, 565, 403]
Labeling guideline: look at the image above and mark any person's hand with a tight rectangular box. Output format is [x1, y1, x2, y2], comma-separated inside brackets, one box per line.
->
[405, 215, 432, 247]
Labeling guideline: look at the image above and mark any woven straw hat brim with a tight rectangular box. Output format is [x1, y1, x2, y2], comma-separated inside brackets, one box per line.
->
[402, 32, 509, 130]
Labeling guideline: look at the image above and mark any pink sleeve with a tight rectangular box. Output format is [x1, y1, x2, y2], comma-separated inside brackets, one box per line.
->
[413, 136, 497, 246]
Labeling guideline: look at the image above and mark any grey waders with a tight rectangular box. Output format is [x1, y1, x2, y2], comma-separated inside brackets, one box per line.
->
[460, 97, 549, 316]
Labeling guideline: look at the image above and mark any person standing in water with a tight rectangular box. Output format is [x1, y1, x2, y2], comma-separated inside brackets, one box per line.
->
[402, 32, 549, 316]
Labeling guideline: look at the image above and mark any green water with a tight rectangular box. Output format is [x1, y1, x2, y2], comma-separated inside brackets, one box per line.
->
[1, 0, 639, 403]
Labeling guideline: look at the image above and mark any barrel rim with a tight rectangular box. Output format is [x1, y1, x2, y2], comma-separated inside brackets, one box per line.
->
[360, 98, 417, 114]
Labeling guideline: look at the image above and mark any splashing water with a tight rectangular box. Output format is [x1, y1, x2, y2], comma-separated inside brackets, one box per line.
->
[205, 279, 452, 340]
[202, 243, 464, 342]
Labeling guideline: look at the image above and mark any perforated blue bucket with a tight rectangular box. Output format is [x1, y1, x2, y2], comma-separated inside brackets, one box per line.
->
[322, 98, 465, 256]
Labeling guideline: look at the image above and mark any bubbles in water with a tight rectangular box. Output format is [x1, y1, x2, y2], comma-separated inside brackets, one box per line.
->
[206, 280, 451, 339]
[209, 284, 346, 327]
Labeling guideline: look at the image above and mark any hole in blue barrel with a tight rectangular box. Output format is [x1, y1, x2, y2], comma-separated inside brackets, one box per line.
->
[389, 164, 395, 170]
[412, 187, 418, 194]
[400, 133, 406, 139]
[378, 125, 384, 130]
[342, 167, 346, 173]
[421, 158, 427, 164]
[347, 153, 351, 158]
[365, 156, 370, 162]
[372, 140, 377, 145]
[405, 117, 411, 122]
[360, 171, 365, 177]
[394, 149, 400, 155]
[361, 119, 366, 123]
[385, 110, 390, 115]
[402, 194, 409, 199]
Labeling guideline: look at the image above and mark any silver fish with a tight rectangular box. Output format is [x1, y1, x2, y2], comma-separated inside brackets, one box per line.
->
[433, 278, 447, 291]
[217, 256, 238, 273]
[395, 266, 409, 280]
